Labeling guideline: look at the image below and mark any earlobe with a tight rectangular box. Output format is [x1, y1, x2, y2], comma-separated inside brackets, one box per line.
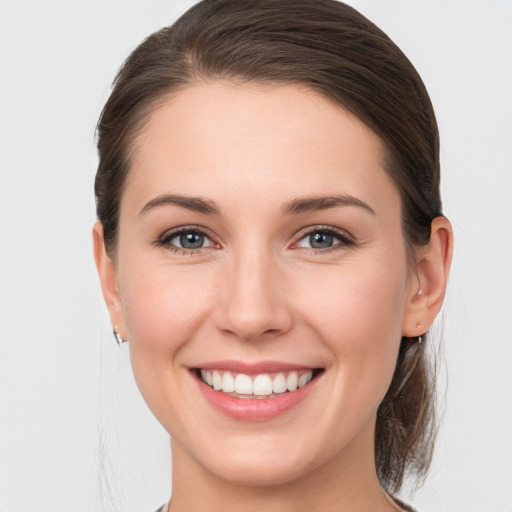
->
[92, 222, 127, 338]
[402, 216, 453, 337]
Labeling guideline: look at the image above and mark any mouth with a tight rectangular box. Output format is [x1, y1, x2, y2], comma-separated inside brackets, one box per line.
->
[195, 368, 322, 399]
[191, 361, 324, 419]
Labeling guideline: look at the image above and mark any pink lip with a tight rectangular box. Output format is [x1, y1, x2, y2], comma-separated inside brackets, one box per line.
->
[194, 360, 314, 375]
[191, 363, 322, 421]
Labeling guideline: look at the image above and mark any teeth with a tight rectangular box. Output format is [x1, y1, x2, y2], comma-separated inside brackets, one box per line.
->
[212, 370, 222, 391]
[286, 372, 298, 392]
[199, 369, 315, 396]
[272, 373, 287, 394]
[222, 372, 235, 392]
[235, 374, 253, 394]
[298, 372, 312, 388]
[253, 374, 273, 395]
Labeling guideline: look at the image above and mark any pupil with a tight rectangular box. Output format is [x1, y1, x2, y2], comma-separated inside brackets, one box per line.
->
[180, 232, 204, 249]
[310, 232, 333, 249]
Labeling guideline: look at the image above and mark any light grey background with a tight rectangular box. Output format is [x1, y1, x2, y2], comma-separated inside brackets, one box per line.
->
[0, 1, 511, 511]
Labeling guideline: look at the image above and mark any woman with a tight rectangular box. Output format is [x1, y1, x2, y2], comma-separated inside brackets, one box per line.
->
[93, 1, 453, 510]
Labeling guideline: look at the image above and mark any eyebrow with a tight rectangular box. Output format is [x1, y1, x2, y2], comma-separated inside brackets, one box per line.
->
[139, 193, 376, 217]
[282, 194, 376, 216]
[139, 194, 221, 216]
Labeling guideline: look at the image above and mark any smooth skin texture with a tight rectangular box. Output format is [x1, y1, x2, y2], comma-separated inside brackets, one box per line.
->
[94, 83, 452, 512]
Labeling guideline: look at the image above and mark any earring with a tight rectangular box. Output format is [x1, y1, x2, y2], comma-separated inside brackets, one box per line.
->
[416, 322, 423, 344]
[113, 326, 127, 345]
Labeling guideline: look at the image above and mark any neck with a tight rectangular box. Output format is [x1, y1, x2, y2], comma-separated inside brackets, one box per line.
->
[167, 421, 402, 512]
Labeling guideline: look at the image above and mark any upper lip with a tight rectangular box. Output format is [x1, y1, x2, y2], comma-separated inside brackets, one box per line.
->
[192, 360, 318, 374]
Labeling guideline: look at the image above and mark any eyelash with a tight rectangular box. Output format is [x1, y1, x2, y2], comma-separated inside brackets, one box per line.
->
[155, 225, 355, 255]
[155, 226, 219, 255]
[294, 225, 355, 253]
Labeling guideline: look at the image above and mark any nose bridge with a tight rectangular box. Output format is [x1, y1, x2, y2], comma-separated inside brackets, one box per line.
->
[217, 240, 291, 341]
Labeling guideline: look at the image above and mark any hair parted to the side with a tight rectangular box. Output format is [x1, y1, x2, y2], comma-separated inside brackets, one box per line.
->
[95, 0, 443, 493]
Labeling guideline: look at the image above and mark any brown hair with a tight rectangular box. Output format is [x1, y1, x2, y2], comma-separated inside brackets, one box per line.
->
[95, 0, 442, 493]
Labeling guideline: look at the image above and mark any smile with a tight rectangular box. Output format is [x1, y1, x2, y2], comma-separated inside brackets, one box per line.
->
[193, 363, 323, 420]
[198, 369, 315, 398]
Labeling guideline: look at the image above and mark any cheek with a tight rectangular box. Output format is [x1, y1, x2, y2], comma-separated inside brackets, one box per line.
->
[297, 257, 407, 336]
[118, 257, 215, 390]
[292, 257, 408, 401]
[121, 256, 211, 340]
[116, 257, 221, 431]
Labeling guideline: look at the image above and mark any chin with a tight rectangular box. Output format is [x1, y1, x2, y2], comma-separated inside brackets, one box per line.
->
[175, 422, 346, 489]
[202, 450, 318, 487]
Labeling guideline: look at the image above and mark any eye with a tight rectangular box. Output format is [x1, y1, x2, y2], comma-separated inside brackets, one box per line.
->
[156, 227, 217, 254]
[173, 232, 207, 250]
[294, 227, 354, 251]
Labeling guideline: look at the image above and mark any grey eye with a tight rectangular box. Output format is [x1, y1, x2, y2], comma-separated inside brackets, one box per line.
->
[158, 227, 217, 253]
[296, 231, 337, 249]
[308, 232, 334, 249]
[295, 228, 353, 251]
[176, 232, 206, 249]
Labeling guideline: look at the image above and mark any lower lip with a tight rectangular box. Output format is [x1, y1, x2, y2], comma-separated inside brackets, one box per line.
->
[194, 371, 320, 421]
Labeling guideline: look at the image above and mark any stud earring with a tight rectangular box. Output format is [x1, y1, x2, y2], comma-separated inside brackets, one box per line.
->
[113, 325, 127, 345]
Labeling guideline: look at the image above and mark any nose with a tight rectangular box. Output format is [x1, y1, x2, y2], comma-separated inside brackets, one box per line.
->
[214, 247, 293, 342]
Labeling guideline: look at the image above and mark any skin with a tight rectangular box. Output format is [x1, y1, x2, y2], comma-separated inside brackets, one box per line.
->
[94, 82, 453, 511]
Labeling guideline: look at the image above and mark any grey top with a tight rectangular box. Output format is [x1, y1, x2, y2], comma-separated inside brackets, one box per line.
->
[155, 498, 417, 511]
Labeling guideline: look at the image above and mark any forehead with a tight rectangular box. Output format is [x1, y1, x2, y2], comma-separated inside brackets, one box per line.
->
[125, 82, 400, 216]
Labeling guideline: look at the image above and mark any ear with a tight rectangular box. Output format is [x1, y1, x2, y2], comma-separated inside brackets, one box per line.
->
[402, 216, 454, 337]
[92, 222, 127, 339]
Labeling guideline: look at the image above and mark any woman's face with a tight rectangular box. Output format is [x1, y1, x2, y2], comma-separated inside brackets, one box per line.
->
[107, 83, 420, 484]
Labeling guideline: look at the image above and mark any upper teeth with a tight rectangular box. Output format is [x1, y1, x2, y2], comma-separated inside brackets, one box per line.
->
[200, 369, 314, 396]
